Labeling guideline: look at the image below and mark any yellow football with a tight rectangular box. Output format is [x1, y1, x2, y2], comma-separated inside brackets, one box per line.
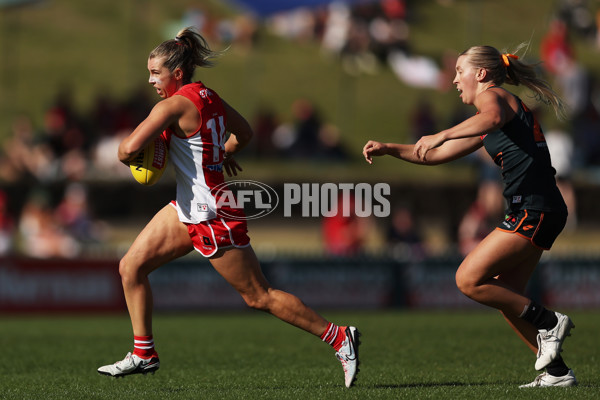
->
[130, 136, 169, 186]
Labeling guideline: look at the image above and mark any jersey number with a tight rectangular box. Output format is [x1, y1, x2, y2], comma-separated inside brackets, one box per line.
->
[207, 116, 226, 162]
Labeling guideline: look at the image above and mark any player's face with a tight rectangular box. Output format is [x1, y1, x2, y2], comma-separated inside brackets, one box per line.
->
[147, 57, 179, 99]
[453, 55, 479, 105]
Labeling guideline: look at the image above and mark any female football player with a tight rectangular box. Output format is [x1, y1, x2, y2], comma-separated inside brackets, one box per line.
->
[97, 27, 360, 388]
[363, 45, 576, 388]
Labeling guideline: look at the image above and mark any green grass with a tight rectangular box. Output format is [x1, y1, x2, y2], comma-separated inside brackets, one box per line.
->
[0, 310, 598, 399]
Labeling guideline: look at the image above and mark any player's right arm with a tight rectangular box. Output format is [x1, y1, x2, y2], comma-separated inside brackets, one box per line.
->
[363, 136, 483, 166]
[118, 98, 184, 165]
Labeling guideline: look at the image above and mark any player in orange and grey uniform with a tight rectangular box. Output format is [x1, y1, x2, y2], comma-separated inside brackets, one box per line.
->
[364, 45, 575, 388]
[479, 86, 567, 249]
[98, 27, 360, 388]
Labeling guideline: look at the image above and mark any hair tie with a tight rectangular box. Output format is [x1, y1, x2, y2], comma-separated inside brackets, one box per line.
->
[501, 53, 518, 67]
[175, 37, 183, 46]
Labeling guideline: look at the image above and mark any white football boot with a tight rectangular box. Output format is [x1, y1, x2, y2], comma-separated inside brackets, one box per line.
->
[519, 370, 577, 388]
[97, 352, 160, 377]
[535, 312, 575, 370]
[335, 326, 361, 388]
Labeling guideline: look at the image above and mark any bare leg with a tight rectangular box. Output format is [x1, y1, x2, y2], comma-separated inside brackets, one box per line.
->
[455, 230, 543, 315]
[119, 205, 193, 336]
[455, 229, 544, 352]
[495, 249, 543, 354]
[500, 311, 539, 354]
[209, 245, 329, 336]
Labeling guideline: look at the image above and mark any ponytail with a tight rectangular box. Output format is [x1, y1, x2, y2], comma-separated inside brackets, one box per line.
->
[461, 44, 567, 119]
[149, 27, 224, 82]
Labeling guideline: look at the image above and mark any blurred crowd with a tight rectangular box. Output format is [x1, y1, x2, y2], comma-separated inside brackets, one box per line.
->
[0, 0, 599, 259]
[265, 0, 457, 88]
[0, 84, 153, 257]
[0, 184, 107, 259]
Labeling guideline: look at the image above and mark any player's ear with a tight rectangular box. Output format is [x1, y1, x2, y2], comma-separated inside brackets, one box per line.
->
[173, 68, 183, 81]
[476, 68, 487, 81]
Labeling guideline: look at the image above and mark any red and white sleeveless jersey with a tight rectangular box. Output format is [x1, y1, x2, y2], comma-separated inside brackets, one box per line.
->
[162, 81, 229, 223]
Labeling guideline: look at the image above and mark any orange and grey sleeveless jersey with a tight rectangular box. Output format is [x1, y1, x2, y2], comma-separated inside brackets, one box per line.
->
[162, 81, 230, 223]
[480, 91, 567, 214]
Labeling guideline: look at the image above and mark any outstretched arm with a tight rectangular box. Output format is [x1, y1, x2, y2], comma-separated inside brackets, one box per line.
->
[363, 136, 483, 166]
[413, 90, 507, 161]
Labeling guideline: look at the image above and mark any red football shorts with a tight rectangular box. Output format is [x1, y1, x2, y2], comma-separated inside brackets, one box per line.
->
[170, 201, 250, 257]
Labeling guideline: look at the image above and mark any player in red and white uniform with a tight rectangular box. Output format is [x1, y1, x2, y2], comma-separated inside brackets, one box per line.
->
[161, 81, 248, 256]
[97, 27, 360, 388]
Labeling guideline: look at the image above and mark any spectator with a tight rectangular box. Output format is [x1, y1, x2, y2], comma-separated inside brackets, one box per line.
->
[0, 191, 15, 255]
[546, 128, 577, 231]
[556, 0, 596, 39]
[18, 190, 80, 259]
[572, 89, 600, 166]
[541, 19, 574, 75]
[41, 89, 86, 159]
[317, 123, 349, 161]
[457, 180, 504, 257]
[409, 97, 437, 142]
[341, 18, 378, 75]
[38, 91, 90, 182]
[0, 114, 54, 183]
[553, 54, 589, 119]
[381, 0, 407, 20]
[92, 129, 131, 179]
[251, 106, 279, 158]
[290, 98, 322, 158]
[386, 205, 424, 259]
[321, 1, 351, 57]
[322, 193, 369, 256]
[54, 183, 106, 244]
[596, 8, 600, 50]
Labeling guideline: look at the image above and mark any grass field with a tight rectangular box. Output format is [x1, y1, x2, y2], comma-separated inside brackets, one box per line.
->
[1, 310, 598, 399]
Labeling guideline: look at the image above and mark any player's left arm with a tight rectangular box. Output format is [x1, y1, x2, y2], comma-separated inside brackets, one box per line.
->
[414, 90, 506, 161]
[222, 100, 253, 176]
[118, 98, 183, 165]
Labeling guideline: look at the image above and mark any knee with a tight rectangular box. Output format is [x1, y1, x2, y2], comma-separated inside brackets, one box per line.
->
[455, 268, 479, 299]
[118, 257, 143, 286]
[242, 290, 271, 312]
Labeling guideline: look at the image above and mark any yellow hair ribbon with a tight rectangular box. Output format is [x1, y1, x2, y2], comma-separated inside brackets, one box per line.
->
[501, 53, 519, 67]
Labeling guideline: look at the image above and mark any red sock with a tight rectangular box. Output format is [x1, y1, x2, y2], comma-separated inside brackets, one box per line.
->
[133, 335, 157, 359]
[320, 323, 347, 351]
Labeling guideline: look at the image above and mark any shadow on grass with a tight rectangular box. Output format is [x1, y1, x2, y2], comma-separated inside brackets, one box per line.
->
[370, 382, 486, 389]
[370, 381, 598, 389]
